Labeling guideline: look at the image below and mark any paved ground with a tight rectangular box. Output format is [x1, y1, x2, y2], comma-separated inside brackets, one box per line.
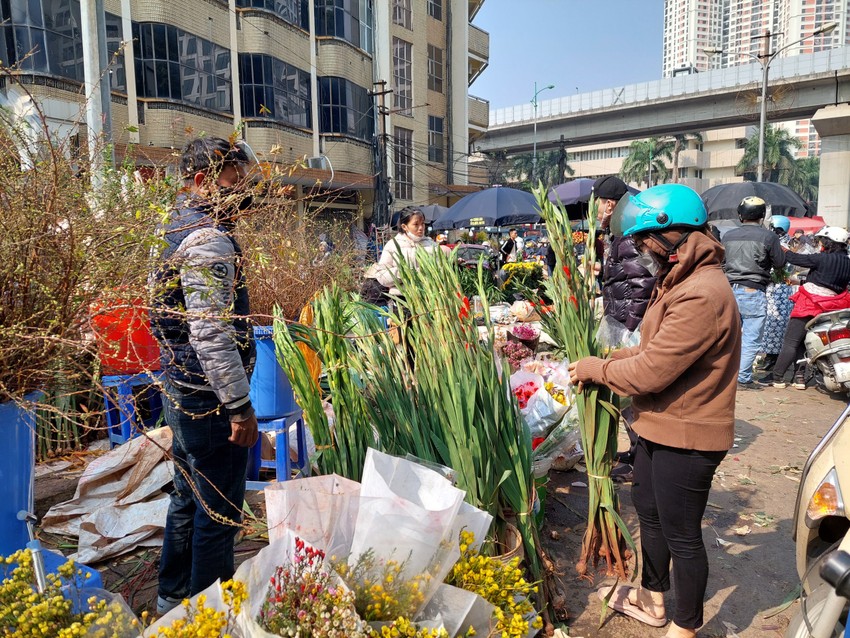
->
[542, 384, 848, 638]
[33, 382, 848, 636]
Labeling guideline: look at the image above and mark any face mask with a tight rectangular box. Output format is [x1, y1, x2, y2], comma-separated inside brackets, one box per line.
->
[215, 186, 253, 219]
[406, 231, 425, 243]
[636, 247, 662, 277]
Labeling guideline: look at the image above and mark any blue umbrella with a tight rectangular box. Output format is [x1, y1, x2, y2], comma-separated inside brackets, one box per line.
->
[433, 187, 541, 230]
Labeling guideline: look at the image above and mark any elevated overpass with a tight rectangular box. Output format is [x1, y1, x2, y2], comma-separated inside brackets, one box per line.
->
[476, 47, 850, 226]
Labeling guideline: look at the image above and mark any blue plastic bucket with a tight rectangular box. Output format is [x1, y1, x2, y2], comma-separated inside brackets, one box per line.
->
[0, 392, 40, 557]
[249, 326, 297, 419]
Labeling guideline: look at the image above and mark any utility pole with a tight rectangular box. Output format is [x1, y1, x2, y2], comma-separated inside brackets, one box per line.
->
[80, 0, 114, 190]
[369, 81, 393, 227]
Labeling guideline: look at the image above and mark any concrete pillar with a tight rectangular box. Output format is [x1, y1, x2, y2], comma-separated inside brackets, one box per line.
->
[812, 104, 850, 228]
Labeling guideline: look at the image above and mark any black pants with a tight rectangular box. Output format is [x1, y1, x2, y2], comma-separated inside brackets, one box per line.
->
[772, 316, 810, 381]
[632, 437, 726, 629]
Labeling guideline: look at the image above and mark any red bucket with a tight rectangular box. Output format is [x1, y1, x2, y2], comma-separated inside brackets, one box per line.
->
[90, 298, 161, 374]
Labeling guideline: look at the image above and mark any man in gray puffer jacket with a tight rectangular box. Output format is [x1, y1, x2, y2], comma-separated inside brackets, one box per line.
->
[151, 137, 258, 613]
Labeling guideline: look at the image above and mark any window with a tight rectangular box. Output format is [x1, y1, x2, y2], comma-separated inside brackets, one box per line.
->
[239, 54, 311, 128]
[678, 167, 688, 178]
[394, 127, 413, 201]
[235, 0, 308, 29]
[104, 12, 127, 93]
[359, 0, 373, 56]
[392, 0, 411, 29]
[428, 116, 444, 163]
[0, 0, 88, 81]
[314, 0, 373, 53]
[132, 22, 232, 112]
[318, 76, 374, 140]
[392, 37, 412, 115]
[427, 45, 443, 93]
[428, 0, 442, 20]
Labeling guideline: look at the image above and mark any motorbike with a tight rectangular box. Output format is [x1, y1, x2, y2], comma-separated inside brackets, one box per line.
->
[785, 401, 850, 637]
[804, 309, 850, 394]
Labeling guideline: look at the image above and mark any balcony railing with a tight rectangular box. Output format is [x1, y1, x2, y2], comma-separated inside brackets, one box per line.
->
[469, 94, 489, 129]
[468, 24, 489, 60]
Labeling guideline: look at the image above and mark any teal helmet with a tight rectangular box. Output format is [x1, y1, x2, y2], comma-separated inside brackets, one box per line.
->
[770, 214, 791, 235]
[610, 184, 707, 237]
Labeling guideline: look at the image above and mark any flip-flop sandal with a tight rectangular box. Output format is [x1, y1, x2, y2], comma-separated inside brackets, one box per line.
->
[597, 585, 668, 628]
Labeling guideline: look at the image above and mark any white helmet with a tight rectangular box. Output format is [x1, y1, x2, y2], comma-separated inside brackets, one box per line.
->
[816, 226, 850, 245]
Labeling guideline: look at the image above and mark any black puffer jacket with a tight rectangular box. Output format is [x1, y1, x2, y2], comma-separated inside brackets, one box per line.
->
[602, 235, 657, 331]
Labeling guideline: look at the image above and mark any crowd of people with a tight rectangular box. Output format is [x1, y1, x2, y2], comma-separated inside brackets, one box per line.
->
[147, 136, 847, 638]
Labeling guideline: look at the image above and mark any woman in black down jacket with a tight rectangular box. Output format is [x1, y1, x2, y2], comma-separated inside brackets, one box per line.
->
[603, 235, 658, 332]
[593, 176, 657, 333]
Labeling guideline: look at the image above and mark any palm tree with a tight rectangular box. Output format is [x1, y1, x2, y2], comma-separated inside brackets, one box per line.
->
[508, 150, 574, 190]
[670, 132, 703, 184]
[619, 138, 674, 187]
[481, 150, 511, 186]
[736, 124, 802, 183]
[788, 155, 819, 207]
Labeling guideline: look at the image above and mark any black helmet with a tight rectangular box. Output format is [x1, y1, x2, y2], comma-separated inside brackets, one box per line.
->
[738, 196, 766, 222]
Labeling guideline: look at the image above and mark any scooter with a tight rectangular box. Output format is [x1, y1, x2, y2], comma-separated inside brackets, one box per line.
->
[785, 402, 850, 637]
[804, 309, 850, 394]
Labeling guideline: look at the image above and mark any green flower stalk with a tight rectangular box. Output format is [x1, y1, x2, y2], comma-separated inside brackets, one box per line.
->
[532, 187, 636, 581]
[272, 248, 541, 583]
[273, 284, 376, 481]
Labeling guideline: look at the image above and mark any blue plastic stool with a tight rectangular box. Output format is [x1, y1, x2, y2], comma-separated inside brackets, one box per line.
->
[102, 372, 163, 447]
[246, 409, 309, 491]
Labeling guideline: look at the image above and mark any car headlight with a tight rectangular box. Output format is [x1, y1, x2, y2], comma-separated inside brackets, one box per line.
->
[806, 468, 846, 528]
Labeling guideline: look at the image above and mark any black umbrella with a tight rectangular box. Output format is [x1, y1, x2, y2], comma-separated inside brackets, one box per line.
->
[701, 182, 813, 220]
[547, 178, 641, 220]
[432, 187, 541, 230]
[419, 204, 449, 225]
[548, 178, 641, 206]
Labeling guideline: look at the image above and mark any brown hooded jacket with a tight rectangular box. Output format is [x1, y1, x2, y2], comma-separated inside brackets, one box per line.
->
[575, 230, 741, 451]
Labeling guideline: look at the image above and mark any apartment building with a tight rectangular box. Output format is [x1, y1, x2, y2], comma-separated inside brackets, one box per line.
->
[0, 0, 489, 224]
[661, 0, 724, 77]
[663, 0, 850, 157]
[557, 126, 751, 193]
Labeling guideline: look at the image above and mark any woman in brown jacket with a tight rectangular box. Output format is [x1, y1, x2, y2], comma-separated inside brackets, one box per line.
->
[569, 184, 741, 638]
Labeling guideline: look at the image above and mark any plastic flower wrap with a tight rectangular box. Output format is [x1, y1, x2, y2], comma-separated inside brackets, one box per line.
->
[0, 549, 141, 638]
[500, 341, 534, 371]
[330, 450, 470, 621]
[445, 531, 542, 638]
[509, 324, 539, 342]
[331, 550, 430, 622]
[143, 579, 245, 637]
[258, 537, 365, 637]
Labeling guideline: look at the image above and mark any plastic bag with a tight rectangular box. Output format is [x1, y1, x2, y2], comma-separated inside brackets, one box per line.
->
[532, 404, 584, 472]
[510, 300, 540, 322]
[264, 474, 361, 547]
[510, 370, 568, 437]
[596, 314, 641, 351]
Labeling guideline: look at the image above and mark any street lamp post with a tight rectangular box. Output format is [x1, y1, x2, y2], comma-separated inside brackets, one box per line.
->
[705, 21, 836, 182]
[531, 82, 555, 185]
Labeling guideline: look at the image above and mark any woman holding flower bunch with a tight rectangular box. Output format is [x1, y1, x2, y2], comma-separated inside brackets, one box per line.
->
[568, 184, 741, 638]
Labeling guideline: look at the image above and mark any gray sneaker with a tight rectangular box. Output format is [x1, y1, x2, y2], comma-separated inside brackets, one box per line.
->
[157, 594, 183, 616]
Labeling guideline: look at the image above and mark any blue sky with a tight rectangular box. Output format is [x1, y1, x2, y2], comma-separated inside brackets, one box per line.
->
[472, 0, 665, 110]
